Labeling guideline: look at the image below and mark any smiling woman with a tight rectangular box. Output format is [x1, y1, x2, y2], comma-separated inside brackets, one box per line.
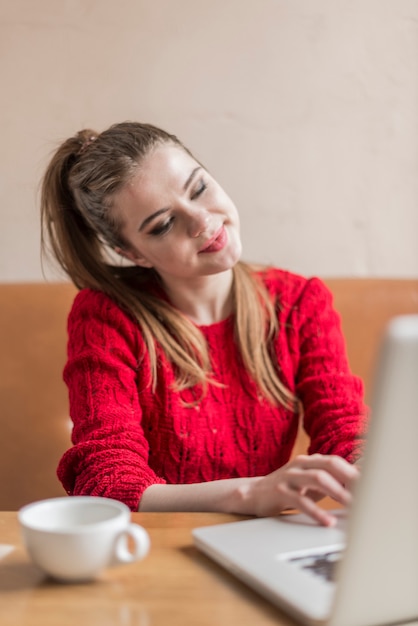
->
[40, 121, 367, 527]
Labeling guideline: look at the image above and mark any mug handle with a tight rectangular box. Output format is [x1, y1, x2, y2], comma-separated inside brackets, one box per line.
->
[113, 523, 151, 564]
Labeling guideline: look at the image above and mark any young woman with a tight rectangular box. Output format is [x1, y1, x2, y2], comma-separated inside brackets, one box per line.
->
[41, 122, 367, 526]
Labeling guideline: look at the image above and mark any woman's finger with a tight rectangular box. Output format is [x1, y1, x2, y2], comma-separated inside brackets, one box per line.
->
[280, 467, 352, 506]
[272, 482, 338, 526]
[295, 492, 339, 527]
[292, 454, 360, 491]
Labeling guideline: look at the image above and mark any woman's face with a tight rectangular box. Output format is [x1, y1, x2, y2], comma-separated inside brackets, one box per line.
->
[113, 144, 242, 285]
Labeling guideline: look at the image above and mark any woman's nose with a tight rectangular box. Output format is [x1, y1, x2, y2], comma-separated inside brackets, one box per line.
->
[188, 209, 211, 238]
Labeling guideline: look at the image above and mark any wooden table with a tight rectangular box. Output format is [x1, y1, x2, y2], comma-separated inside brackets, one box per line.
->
[0, 510, 299, 626]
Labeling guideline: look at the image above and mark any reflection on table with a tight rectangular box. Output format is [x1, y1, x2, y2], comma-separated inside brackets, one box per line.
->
[0, 510, 300, 626]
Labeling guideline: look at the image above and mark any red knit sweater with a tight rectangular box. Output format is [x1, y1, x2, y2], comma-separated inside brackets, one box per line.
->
[57, 268, 367, 511]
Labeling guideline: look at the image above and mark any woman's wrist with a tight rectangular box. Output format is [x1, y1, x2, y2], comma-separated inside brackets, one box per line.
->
[226, 476, 262, 515]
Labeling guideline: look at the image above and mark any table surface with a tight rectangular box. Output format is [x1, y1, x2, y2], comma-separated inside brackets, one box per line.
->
[0, 509, 307, 626]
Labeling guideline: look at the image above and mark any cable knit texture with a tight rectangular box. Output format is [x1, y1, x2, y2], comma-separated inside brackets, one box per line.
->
[58, 268, 367, 511]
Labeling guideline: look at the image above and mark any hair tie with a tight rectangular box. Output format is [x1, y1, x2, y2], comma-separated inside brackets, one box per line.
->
[78, 135, 97, 155]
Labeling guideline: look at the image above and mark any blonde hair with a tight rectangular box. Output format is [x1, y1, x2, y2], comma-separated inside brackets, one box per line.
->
[40, 121, 298, 410]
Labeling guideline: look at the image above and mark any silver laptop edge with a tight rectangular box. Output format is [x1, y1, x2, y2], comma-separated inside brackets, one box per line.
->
[193, 315, 418, 626]
[328, 315, 418, 626]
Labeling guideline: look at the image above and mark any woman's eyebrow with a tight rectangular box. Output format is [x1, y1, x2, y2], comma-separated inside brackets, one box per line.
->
[139, 208, 168, 232]
[139, 166, 202, 231]
[183, 166, 201, 191]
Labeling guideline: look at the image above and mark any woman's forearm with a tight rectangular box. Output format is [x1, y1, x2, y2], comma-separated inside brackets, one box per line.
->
[138, 477, 259, 514]
[138, 454, 360, 526]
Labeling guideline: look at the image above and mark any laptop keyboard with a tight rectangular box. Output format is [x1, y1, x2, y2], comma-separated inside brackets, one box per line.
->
[288, 549, 342, 582]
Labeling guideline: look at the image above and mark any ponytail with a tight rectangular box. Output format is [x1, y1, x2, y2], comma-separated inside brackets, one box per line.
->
[40, 130, 107, 290]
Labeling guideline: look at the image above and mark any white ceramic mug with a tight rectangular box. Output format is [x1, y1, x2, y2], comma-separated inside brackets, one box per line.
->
[18, 496, 150, 582]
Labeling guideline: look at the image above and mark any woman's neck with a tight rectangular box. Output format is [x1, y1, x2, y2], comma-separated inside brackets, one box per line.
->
[161, 269, 234, 326]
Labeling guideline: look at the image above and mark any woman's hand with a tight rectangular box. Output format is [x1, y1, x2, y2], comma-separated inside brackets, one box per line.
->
[238, 454, 360, 526]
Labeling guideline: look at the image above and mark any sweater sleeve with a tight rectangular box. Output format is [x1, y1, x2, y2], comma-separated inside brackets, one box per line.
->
[291, 277, 368, 462]
[57, 289, 166, 511]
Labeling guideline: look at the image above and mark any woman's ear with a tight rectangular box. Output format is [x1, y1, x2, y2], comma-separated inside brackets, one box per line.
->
[114, 247, 153, 269]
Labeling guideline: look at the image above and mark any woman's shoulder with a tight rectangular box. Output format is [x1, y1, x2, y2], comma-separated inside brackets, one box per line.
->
[251, 265, 331, 310]
[69, 288, 135, 328]
[71, 287, 120, 312]
[66, 288, 143, 358]
[253, 265, 307, 296]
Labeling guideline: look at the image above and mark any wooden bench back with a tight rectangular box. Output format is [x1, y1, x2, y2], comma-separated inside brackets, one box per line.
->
[0, 279, 417, 509]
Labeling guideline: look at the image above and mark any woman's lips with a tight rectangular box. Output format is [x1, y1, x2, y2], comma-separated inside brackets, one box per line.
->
[198, 227, 227, 253]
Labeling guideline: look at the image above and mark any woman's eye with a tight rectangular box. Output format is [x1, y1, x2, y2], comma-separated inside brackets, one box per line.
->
[191, 179, 207, 200]
[149, 217, 174, 236]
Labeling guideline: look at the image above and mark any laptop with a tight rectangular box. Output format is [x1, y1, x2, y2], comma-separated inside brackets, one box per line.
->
[193, 314, 418, 626]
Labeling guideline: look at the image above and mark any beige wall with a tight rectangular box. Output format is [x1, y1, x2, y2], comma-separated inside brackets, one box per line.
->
[1, 0, 417, 282]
